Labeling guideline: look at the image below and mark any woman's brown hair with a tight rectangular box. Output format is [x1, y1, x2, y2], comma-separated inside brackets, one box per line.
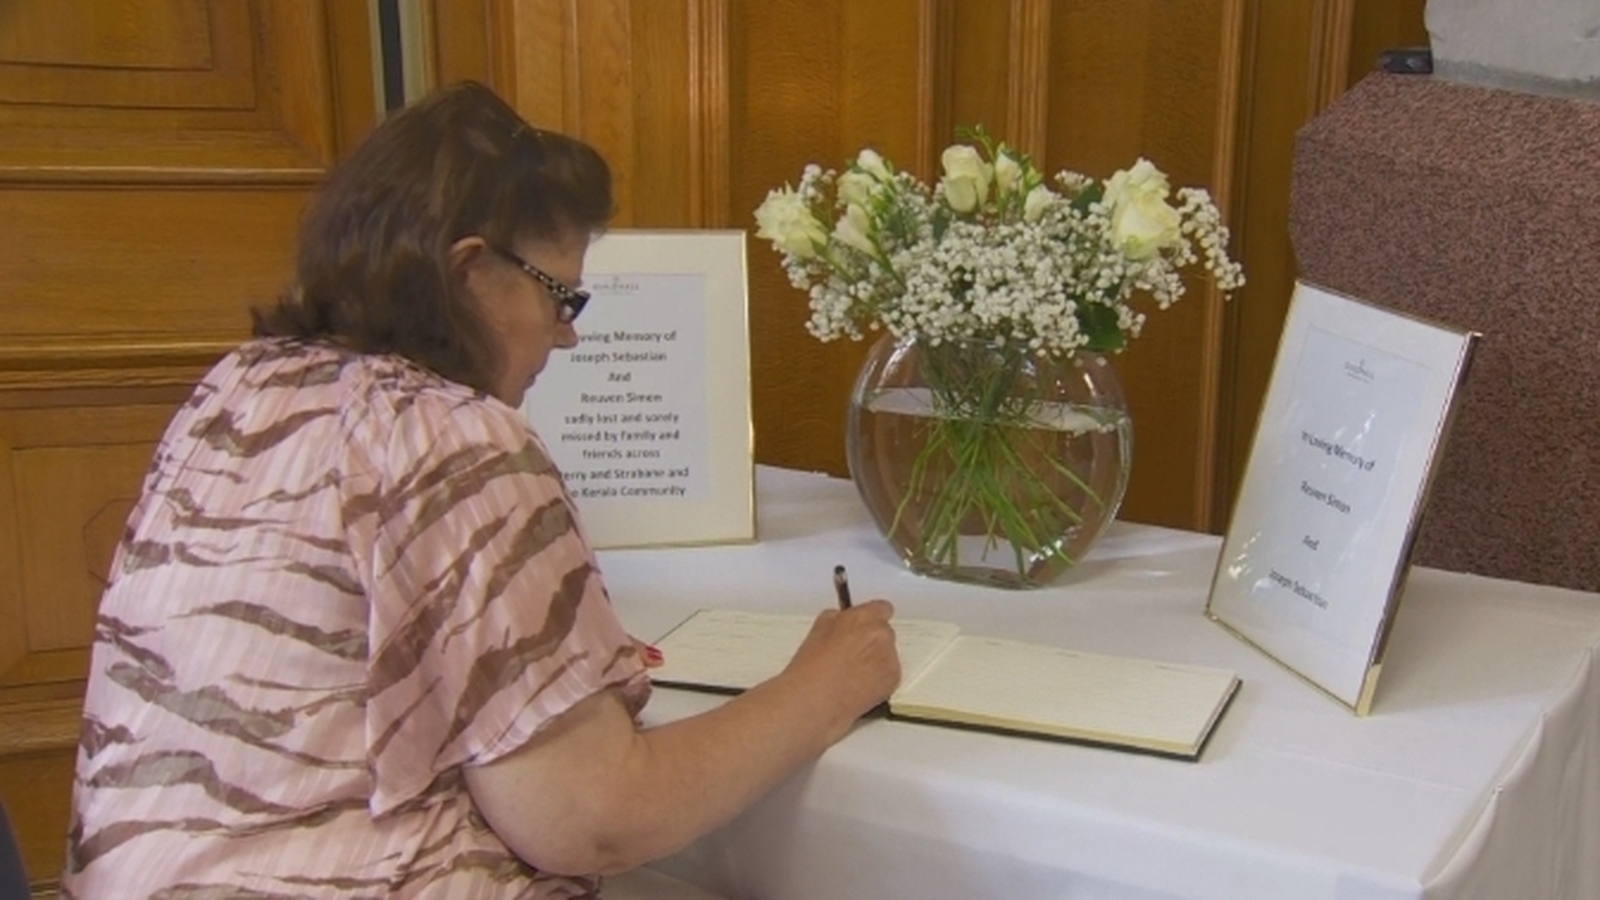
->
[252, 81, 613, 393]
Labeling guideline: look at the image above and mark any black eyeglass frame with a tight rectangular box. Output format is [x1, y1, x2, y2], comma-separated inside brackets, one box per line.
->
[485, 242, 590, 324]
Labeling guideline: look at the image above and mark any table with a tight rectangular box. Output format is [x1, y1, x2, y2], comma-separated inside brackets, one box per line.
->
[597, 467, 1600, 900]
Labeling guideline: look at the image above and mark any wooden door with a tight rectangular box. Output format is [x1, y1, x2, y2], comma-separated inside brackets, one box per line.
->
[0, 1, 376, 887]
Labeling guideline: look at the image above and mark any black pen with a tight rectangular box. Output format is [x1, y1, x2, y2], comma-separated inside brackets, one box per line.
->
[832, 565, 853, 610]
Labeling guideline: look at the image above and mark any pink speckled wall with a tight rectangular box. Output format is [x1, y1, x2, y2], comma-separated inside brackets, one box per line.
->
[1291, 72, 1600, 593]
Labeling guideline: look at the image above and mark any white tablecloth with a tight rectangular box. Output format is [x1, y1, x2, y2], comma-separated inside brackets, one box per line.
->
[597, 467, 1600, 900]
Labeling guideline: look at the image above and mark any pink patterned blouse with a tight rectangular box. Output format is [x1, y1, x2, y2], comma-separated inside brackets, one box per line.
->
[62, 338, 651, 898]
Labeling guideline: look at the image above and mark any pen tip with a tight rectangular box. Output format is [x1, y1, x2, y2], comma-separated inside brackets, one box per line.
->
[833, 564, 846, 576]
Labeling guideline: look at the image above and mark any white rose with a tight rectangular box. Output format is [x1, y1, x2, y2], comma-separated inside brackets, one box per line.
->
[939, 145, 992, 214]
[754, 187, 828, 259]
[993, 151, 1023, 198]
[856, 148, 891, 180]
[832, 204, 876, 255]
[1103, 158, 1182, 260]
[838, 170, 876, 207]
[1023, 184, 1056, 222]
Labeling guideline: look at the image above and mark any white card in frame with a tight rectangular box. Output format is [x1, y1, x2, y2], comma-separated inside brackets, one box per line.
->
[520, 229, 754, 550]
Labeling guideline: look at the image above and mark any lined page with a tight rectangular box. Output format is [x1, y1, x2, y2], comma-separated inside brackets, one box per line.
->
[651, 609, 961, 693]
[891, 636, 1239, 755]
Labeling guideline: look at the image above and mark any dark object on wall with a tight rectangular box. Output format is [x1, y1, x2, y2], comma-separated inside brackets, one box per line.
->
[1377, 47, 1434, 75]
[1291, 72, 1600, 593]
[0, 804, 28, 900]
[377, 0, 406, 112]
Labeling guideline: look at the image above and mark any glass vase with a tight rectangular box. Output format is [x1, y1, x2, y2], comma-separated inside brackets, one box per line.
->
[846, 334, 1133, 588]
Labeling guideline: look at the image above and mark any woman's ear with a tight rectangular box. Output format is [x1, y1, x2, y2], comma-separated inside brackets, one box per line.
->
[448, 235, 494, 299]
[448, 235, 488, 276]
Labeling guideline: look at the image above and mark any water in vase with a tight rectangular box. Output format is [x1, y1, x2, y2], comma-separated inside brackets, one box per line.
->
[849, 386, 1133, 588]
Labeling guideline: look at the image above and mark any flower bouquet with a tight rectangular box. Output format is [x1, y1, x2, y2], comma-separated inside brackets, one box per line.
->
[754, 128, 1244, 585]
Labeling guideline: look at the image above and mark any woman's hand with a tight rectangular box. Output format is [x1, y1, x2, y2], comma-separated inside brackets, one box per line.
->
[779, 599, 901, 742]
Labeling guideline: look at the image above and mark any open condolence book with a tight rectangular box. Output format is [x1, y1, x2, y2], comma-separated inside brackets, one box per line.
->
[650, 609, 1242, 761]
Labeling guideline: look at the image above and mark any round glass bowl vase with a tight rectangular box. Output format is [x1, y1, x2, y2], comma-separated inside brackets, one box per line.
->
[846, 334, 1133, 588]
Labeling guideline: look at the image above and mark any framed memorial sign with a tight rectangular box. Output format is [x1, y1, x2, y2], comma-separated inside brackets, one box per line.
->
[1205, 281, 1477, 714]
[520, 230, 754, 549]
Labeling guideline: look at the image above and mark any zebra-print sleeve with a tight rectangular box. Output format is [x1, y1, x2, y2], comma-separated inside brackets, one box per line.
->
[357, 393, 649, 815]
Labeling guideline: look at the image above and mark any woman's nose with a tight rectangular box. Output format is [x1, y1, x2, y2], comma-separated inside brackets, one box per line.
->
[555, 321, 580, 349]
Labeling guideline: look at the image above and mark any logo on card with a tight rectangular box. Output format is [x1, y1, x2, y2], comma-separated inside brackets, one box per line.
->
[590, 275, 642, 293]
[1342, 358, 1375, 383]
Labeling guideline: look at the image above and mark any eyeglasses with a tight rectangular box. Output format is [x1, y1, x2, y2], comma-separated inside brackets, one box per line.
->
[486, 242, 590, 324]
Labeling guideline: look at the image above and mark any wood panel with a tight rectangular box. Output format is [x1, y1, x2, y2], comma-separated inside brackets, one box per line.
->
[1043, 0, 1240, 529]
[728, 0, 934, 476]
[1215, 0, 1427, 529]
[0, 2, 373, 181]
[0, 189, 310, 357]
[939, 1, 1009, 163]
[0, 396, 193, 699]
[432, 0, 718, 228]
[0, 1, 377, 887]
[0, 1, 214, 69]
[0, 723, 77, 885]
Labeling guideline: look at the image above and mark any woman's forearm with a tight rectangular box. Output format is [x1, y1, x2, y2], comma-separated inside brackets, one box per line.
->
[466, 602, 899, 876]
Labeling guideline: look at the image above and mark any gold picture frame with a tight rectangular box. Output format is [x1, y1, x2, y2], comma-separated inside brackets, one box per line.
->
[1205, 281, 1478, 714]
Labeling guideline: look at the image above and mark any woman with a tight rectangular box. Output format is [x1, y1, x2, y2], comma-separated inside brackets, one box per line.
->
[62, 81, 900, 899]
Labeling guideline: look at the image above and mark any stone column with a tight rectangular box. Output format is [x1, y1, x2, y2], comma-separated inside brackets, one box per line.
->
[1286, 2, 1600, 592]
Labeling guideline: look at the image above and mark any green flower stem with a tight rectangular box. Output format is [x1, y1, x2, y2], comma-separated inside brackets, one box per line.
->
[888, 342, 1106, 577]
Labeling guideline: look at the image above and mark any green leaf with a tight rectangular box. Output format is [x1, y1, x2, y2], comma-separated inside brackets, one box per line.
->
[1071, 182, 1104, 214]
[1077, 304, 1126, 352]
